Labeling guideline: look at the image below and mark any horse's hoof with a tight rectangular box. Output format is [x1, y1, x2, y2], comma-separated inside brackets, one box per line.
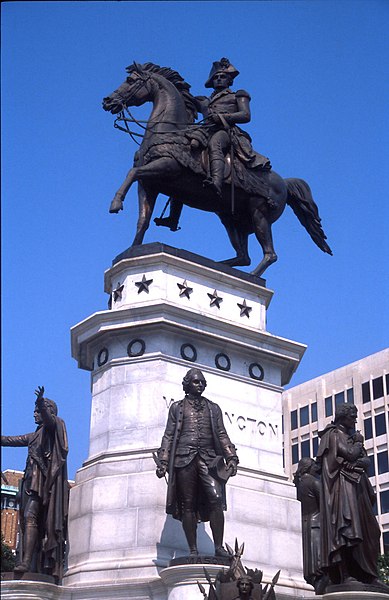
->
[250, 254, 277, 277]
[220, 256, 251, 267]
[109, 196, 124, 213]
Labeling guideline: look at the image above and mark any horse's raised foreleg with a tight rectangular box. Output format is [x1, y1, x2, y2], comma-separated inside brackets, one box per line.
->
[218, 214, 251, 267]
[109, 157, 180, 214]
[131, 183, 157, 246]
[250, 204, 278, 277]
[109, 167, 138, 213]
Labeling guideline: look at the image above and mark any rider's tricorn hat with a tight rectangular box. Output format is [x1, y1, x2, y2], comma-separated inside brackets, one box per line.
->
[205, 57, 239, 88]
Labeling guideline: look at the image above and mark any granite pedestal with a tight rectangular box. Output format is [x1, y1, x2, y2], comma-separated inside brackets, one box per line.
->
[3, 244, 312, 599]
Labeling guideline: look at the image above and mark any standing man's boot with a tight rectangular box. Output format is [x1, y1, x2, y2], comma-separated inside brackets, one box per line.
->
[14, 522, 38, 573]
[182, 510, 198, 555]
[209, 506, 229, 558]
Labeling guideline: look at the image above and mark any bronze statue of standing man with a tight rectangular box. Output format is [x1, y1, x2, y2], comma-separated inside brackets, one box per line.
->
[156, 368, 239, 557]
[1, 386, 69, 584]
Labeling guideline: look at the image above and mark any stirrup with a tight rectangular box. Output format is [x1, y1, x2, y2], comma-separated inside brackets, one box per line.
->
[154, 216, 181, 232]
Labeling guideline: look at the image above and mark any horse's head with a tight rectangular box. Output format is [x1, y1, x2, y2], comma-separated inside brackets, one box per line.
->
[102, 63, 152, 114]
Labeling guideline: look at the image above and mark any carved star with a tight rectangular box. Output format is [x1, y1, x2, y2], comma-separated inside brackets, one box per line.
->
[112, 283, 124, 302]
[237, 299, 252, 318]
[177, 279, 193, 299]
[135, 275, 153, 294]
[207, 289, 223, 309]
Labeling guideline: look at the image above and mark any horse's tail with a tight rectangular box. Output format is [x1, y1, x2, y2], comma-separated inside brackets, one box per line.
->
[285, 178, 333, 255]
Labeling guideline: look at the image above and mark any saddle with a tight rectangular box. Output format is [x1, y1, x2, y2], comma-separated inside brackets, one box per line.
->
[140, 127, 271, 199]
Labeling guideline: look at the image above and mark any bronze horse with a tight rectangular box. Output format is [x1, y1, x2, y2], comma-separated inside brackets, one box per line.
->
[103, 62, 332, 277]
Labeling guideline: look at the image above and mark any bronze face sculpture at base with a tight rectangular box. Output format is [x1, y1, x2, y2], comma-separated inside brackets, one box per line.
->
[197, 540, 280, 600]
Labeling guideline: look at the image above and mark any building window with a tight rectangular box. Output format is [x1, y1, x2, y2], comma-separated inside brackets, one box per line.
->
[292, 443, 299, 464]
[301, 440, 310, 458]
[375, 413, 387, 437]
[311, 402, 317, 423]
[312, 436, 319, 457]
[347, 388, 354, 403]
[380, 490, 389, 514]
[372, 376, 384, 400]
[377, 450, 389, 475]
[383, 531, 389, 554]
[386, 373, 389, 395]
[325, 396, 332, 417]
[335, 391, 344, 406]
[362, 381, 371, 403]
[367, 455, 375, 478]
[291, 410, 298, 430]
[364, 417, 373, 440]
[300, 405, 309, 427]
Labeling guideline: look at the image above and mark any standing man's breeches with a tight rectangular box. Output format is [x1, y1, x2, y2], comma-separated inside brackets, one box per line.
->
[176, 456, 223, 511]
[23, 493, 41, 527]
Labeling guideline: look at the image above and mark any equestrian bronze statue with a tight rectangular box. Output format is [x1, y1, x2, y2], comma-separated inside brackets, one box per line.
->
[103, 59, 332, 278]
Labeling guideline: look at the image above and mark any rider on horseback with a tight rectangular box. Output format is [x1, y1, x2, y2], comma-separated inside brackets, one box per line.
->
[155, 58, 271, 231]
[200, 57, 271, 196]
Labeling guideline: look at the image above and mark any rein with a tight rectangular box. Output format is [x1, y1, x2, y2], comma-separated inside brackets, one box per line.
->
[114, 108, 212, 145]
[111, 70, 212, 143]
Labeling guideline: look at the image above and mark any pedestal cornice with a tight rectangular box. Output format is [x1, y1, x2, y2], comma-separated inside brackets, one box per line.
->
[71, 305, 305, 384]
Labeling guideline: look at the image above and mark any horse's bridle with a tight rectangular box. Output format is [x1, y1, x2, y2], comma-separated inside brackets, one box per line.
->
[111, 70, 213, 143]
[116, 71, 152, 111]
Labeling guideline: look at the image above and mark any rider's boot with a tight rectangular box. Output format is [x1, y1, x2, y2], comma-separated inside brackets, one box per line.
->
[154, 199, 183, 231]
[203, 159, 224, 197]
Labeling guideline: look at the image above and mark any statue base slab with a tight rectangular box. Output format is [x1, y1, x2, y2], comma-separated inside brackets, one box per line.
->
[2, 572, 316, 600]
[1, 573, 55, 584]
[1, 579, 60, 600]
[323, 591, 389, 599]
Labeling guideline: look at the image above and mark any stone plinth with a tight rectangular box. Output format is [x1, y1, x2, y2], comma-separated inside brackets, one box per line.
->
[160, 564, 227, 600]
[323, 592, 389, 599]
[0, 579, 166, 600]
[0, 580, 62, 600]
[160, 564, 315, 600]
[65, 243, 307, 596]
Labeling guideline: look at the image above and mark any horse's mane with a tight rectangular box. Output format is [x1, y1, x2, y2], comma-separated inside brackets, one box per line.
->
[126, 62, 198, 123]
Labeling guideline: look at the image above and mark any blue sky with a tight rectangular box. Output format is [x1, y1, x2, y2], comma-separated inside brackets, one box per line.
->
[2, 1, 388, 479]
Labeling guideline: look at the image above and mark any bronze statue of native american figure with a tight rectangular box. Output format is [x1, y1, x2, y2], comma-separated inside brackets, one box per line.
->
[1, 387, 69, 584]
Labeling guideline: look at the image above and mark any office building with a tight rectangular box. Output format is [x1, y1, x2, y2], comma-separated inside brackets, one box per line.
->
[282, 348, 389, 555]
